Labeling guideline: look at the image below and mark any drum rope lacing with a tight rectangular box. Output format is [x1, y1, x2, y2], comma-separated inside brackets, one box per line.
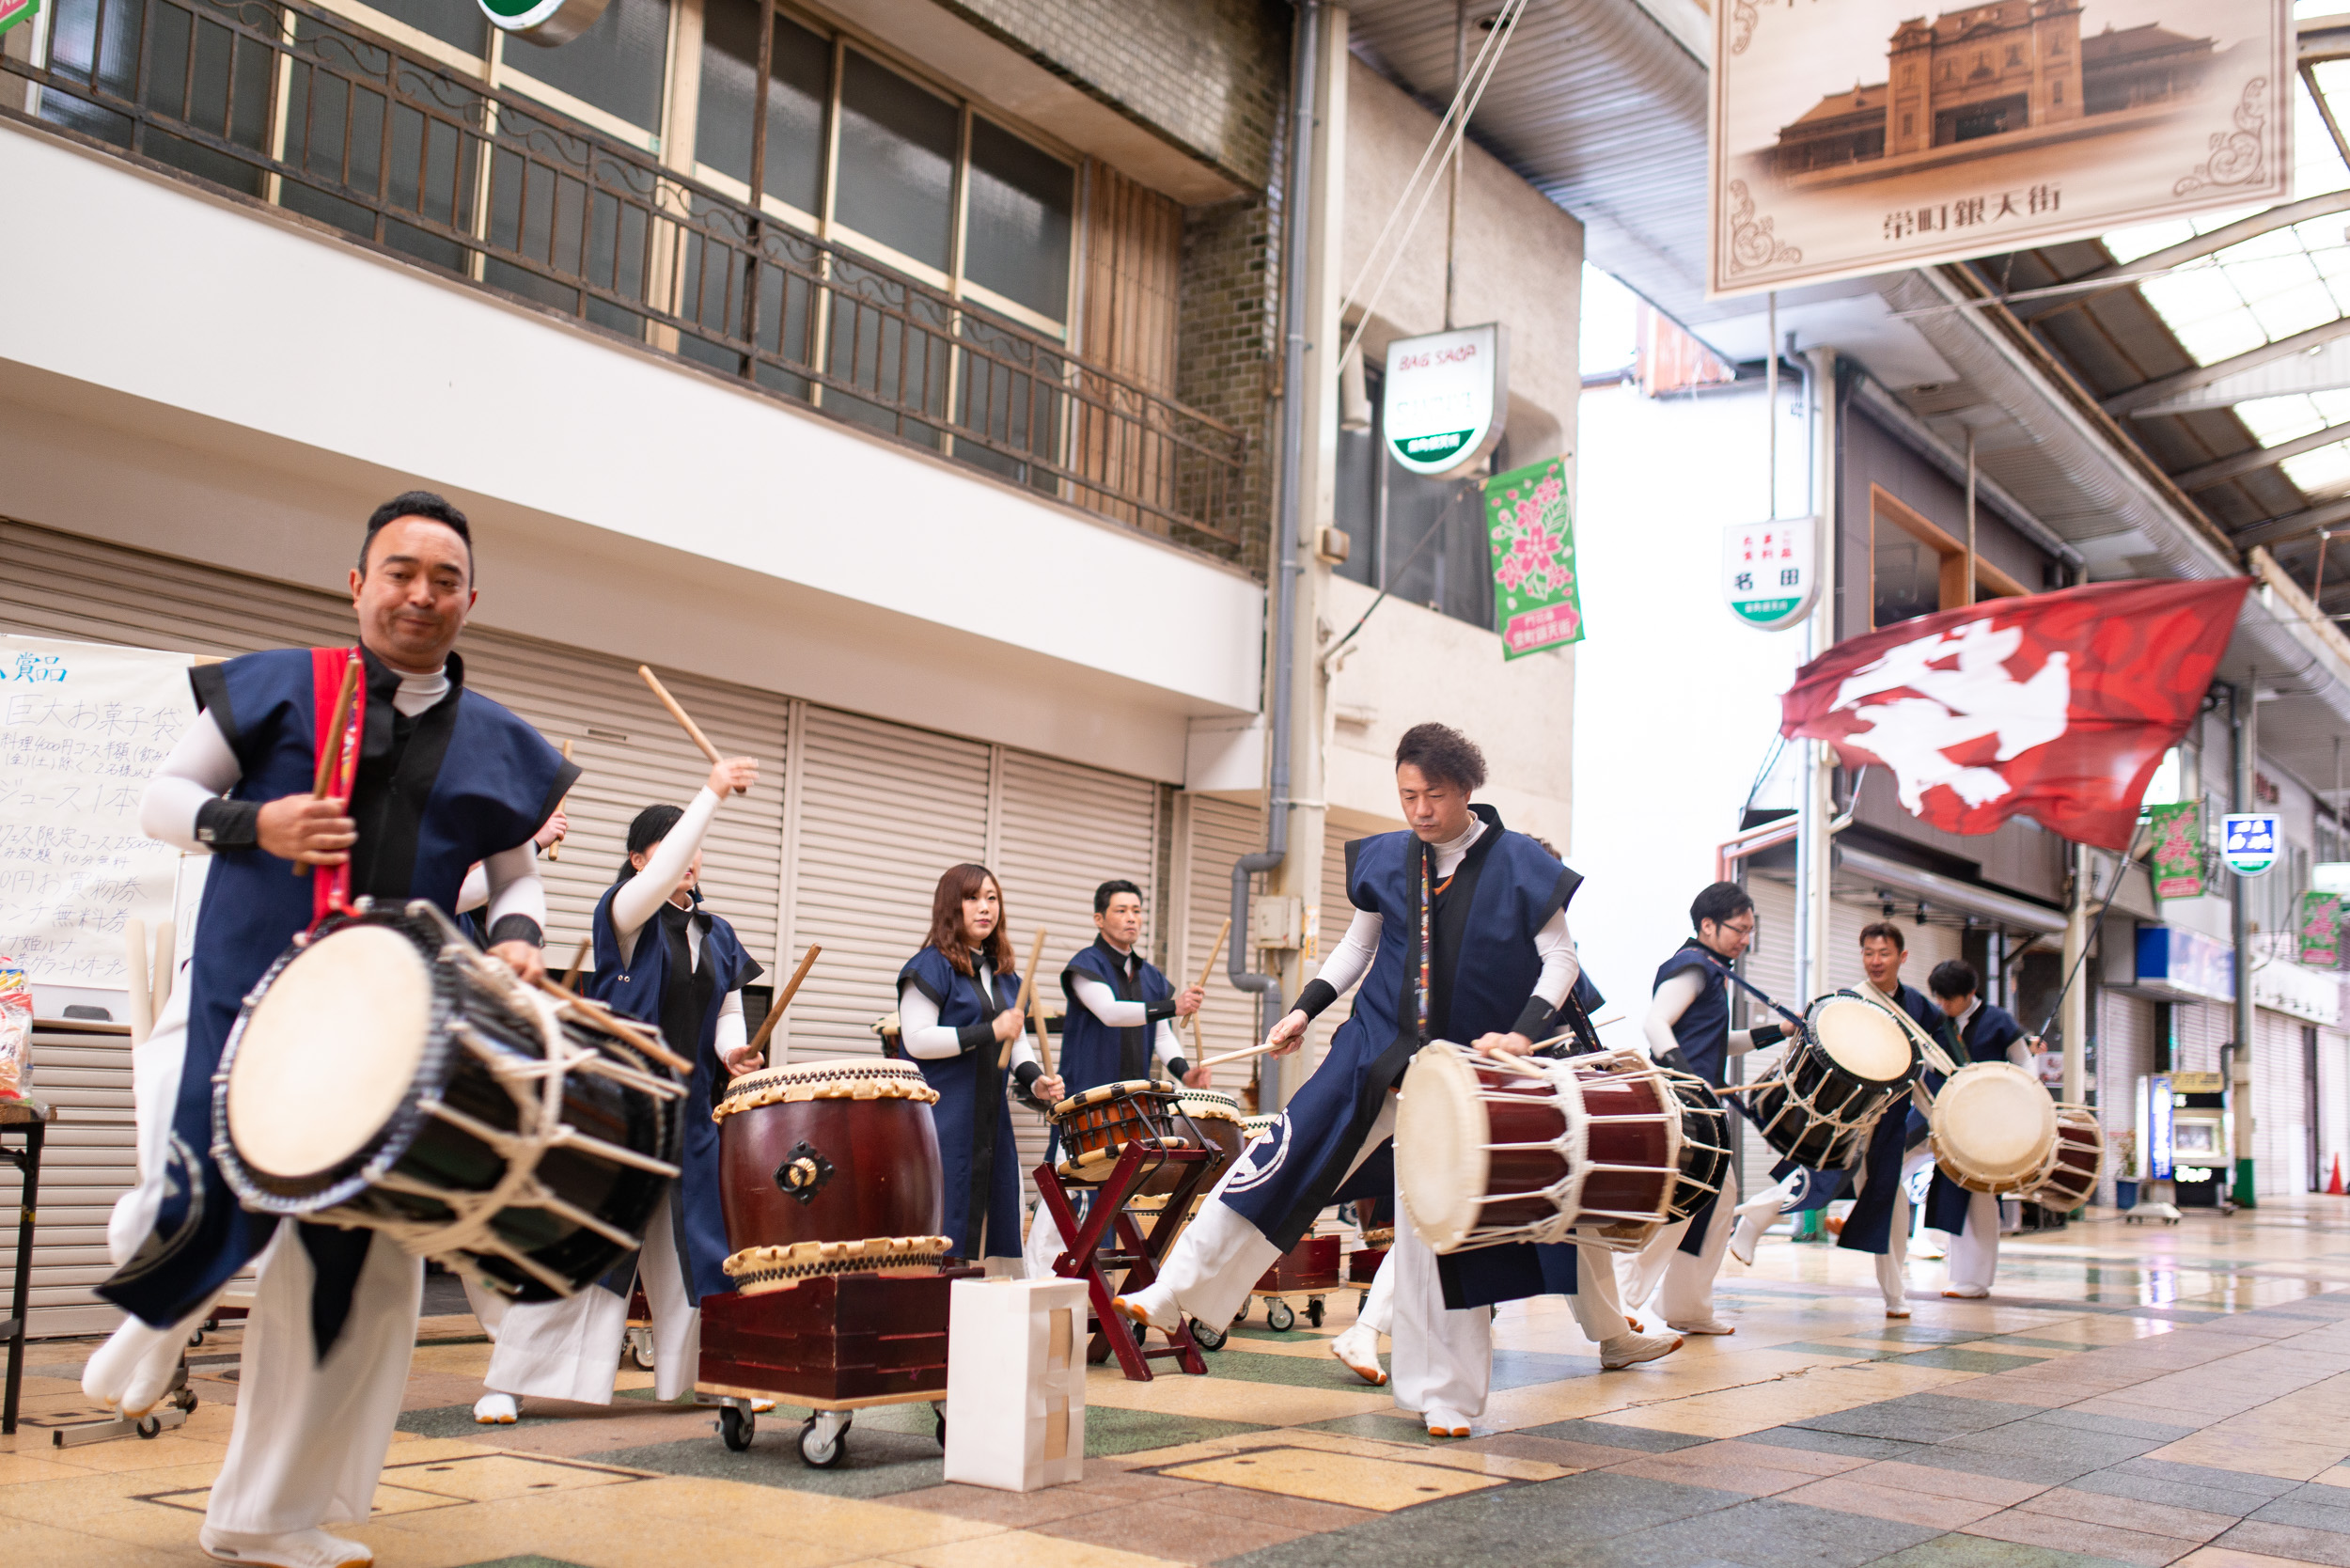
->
[722, 1234, 956, 1295]
[353, 942, 686, 1295]
[713, 1065, 939, 1122]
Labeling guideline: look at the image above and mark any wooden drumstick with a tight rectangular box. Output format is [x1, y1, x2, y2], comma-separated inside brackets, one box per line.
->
[1000, 926, 1047, 1070]
[1195, 1035, 1284, 1073]
[1187, 916, 1230, 1060]
[747, 943, 821, 1061]
[151, 918, 175, 1019]
[544, 740, 573, 862]
[637, 666, 725, 768]
[295, 657, 363, 878]
[1030, 984, 1053, 1078]
[560, 937, 590, 993]
[125, 918, 153, 1047]
[531, 973, 692, 1074]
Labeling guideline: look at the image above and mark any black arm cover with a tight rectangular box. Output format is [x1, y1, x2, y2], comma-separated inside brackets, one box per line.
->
[1013, 1061, 1042, 1089]
[1143, 998, 1177, 1024]
[485, 915, 543, 949]
[956, 1021, 996, 1056]
[1511, 996, 1556, 1041]
[1293, 978, 1340, 1020]
[1748, 1021, 1787, 1048]
[194, 796, 260, 851]
[1167, 1058, 1189, 1081]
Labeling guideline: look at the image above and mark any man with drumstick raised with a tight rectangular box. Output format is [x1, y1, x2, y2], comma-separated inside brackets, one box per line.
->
[472, 759, 763, 1427]
[1114, 724, 1637, 1437]
[1021, 879, 1205, 1278]
[1921, 959, 2030, 1299]
[90, 493, 576, 1568]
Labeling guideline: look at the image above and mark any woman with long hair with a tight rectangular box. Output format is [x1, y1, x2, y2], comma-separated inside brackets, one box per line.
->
[897, 863, 1052, 1272]
[472, 752, 762, 1424]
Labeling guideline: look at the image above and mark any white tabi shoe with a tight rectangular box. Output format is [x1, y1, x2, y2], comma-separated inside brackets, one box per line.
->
[1423, 1406, 1473, 1438]
[1666, 1318, 1735, 1336]
[1728, 1215, 1765, 1267]
[1940, 1287, 1988, 1299]
[1328, 1322, 1386, 1386]
[1599, 1330, 1684, 1370]
[83, 1309, 201, 1417]
[472, 1392, 518, 1425]
[198, 1526, 373, 1567]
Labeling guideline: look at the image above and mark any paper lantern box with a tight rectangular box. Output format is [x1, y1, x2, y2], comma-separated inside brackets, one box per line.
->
[943, 1277, 1087, 1492]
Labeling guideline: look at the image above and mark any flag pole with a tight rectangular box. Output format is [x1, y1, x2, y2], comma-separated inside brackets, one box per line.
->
[1797, 346, 1840, 1007]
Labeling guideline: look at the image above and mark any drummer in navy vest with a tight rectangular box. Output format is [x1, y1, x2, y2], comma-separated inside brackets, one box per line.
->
[1113, 724, 1593, 1437]
[89, 492, 575, 1568]
[1021, 880, 1203, 1277]
[1922, 960, 2030, 1299]
[898, 864, 1045, 1275]
[1622, 882, 1793, 1336]
[473, 770, 763, 1427]
[1731, 920, 1940, 1317]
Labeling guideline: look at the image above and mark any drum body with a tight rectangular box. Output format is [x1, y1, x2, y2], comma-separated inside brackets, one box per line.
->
[1175, 1089, 1246, 1178]
[1051, 1080, 1194, 1193]
[215, 901, 684, 1302]
[1660, 1070, 1731, 1224]
[1396, 1044, 1683, 1255]
[1929, 1062, 2058, 1195]
[2025, 1105, 2104, 1211]
[713, 1058, 948, 1292]
[1745, 994, 1917, 1168]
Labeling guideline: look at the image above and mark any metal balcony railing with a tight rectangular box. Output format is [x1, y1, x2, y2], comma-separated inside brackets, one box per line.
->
[2, 0, 1252, 557]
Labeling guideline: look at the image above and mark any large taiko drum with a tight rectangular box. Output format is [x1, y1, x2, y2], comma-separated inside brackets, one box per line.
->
[1743, 994, 1918, 1168]
[215, 901, 685, 1303]
[1660, 1068, 1732, 1225]
[1929, 1061, 2059, 1195]
[1050, 1079, 1199, 1193]
[712, 1058, 949, 1294]
[2024, 1104, 2104, 1212]
[1396, 1044, 1683, 1255]
[1175, 1087, 1247, 1175]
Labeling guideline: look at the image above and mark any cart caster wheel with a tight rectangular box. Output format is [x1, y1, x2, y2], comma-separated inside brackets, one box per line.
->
[135, 1416, 162, 1440]
[1189, 1317, 1227, 1352]
[1231, 1303, 1248, 1326]
[174, 1389, 199, 1414]
[632, 1343, 655, 1371]
[719, 1405, 755, 1451]
[935, 1408, 948, 1448]
[800, 1413, 848, 1468]
[1307, 1297, 1324, 1329]
[1267, 1299, 1296, 1332]
[187, 1327, 204, 1347]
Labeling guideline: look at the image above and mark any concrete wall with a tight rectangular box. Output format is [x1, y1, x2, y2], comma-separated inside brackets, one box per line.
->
[0, 127, 1263, 781]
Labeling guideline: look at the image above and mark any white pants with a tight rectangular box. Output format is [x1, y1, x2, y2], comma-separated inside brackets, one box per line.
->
[1943, 1188, 2001, 1294]
[206, 1221, 420, 1536]
[1625, 1165, 1739, 1327]
[459, 1274, 508, 1341]
[108, 980, 193, 1268]
[1875, 1176, 1912, 1310]
[1359, 1238, 1622, 1345]
[485, 1192, 700, 1403]
[1386, 1195, 1491, 1419]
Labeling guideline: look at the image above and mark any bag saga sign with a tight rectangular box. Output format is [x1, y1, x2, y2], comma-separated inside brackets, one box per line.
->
[1383, 325, 1507, 478]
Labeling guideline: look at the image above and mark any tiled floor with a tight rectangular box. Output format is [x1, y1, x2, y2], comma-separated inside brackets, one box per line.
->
[13, 1197, 2350, 1566]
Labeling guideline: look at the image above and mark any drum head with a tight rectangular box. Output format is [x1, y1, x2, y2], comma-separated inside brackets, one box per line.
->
[1810, 997, 1915, 1085]
[1395, 1045, 1487, 1254]
[227, 925, 433, 1179]
[1933, 1063, 2058, 1184]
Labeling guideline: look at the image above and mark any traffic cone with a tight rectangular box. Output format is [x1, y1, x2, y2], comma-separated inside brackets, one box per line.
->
[2330, 1154, 2345, 1197]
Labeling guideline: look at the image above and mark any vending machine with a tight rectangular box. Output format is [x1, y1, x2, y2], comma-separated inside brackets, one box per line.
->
[2139, 1070, 2230, 1210]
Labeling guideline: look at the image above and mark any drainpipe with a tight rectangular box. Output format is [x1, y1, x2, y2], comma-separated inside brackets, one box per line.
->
[1230, 0, 1323, 1062]
[2231, 677, 2257, 1207]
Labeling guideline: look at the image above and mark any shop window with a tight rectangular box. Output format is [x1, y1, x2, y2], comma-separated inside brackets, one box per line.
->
[362, 0, 483, 55]
[1871, 484, 2029, 630]
[505, 0, 671, 132]
[835, 49, 959, 274]
[695, 3, 831, 212]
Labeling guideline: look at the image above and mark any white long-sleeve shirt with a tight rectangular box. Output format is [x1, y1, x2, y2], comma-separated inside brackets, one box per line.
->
[138, 666, 547, 937]
[1312, 817, 1580, 1016]
[1070, 972, 1186, 1067]
[897, 951, 1042, 1073]
[605, 787, 745, 1060]
[1643, 966, 1778, 1064]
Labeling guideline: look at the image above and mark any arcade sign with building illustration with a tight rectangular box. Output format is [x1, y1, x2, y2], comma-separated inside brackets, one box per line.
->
[1707, 0, 2291, 297]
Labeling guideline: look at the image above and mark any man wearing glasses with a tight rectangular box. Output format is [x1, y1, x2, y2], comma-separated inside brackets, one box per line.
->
[1619, 883, 1791, 1335]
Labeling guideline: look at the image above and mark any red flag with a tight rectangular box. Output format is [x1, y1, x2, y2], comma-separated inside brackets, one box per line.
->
[1779, 578, 2248, 851]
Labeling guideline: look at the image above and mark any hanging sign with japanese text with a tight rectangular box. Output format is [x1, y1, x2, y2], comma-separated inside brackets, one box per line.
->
[2298, 891, 2340, 968]
[2220, 811, 2280, 878]
[0, 0, 39, 39]
[477, 0, 606, 43]
[1706, 0, 2291, 297]
[1722, 516, 1818, 629]
[1384, 324, 1507, 478]
[1482, 457, 1584, 660]
[2146, 801, 2205, 900]
[0, 635, 194, 993]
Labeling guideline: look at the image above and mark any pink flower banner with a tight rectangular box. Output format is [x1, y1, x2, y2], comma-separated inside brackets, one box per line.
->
[1482, 457, 1584, 661]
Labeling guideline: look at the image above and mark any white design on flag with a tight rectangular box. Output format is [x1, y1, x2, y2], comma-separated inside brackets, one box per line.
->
[1830, 620, 2071, 814]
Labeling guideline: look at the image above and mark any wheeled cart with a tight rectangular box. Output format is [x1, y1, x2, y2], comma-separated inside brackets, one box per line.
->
[696, 1266, 978, 1466]
[1232, 1233, 1343, 1335]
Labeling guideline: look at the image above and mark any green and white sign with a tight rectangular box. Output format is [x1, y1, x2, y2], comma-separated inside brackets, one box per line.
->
[0, 0, 39, 39]
[478, 0, 606, 44]
[1383, 324, 1506, 478]
[1482, 457, 1583, 660]
[1722, 516, 1817, 629]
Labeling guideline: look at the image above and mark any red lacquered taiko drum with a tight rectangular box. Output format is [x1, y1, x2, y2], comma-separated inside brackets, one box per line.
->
[713, 1058, 949, 1294]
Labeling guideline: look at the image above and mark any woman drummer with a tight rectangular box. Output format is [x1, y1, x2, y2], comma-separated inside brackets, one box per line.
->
[472, 753, 762, 1424]
[898, 864, 1051, 1275]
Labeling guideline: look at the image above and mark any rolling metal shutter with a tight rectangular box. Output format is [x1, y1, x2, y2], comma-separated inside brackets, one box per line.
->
[1175, 796, 1265, 1094]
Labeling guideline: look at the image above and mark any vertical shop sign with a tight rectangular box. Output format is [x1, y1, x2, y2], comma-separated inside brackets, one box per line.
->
[2297, 891, 2340, 967]
[1482, 457, 1584, 660]
[2147, 802, 2205, 900]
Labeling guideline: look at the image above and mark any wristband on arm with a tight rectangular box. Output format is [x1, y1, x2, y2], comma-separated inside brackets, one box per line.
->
[1510, 996, 1556, 1042]
[955, 1021, 995, 1056]
[485, 915, 543, 949]
[1293, 978, 1340, 1020]
[195, 796, 261, 851]
[1749, 1022, 1786, 1048]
